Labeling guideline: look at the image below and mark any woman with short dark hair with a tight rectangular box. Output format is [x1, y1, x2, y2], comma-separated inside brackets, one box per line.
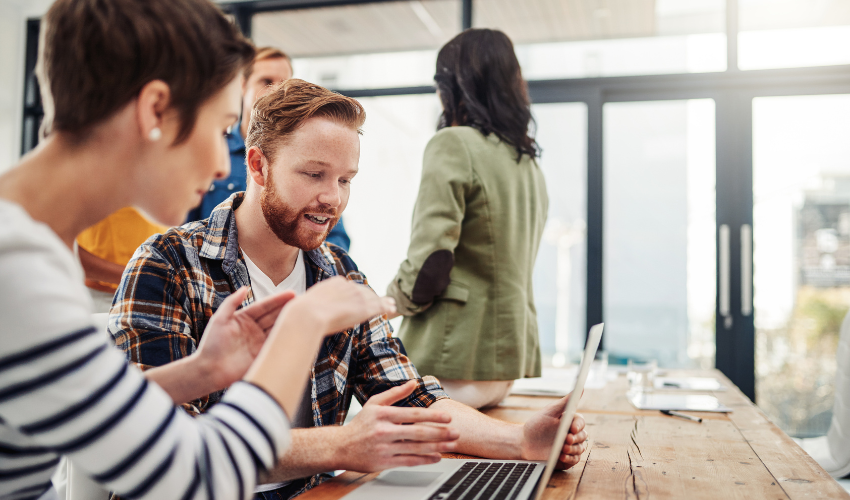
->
[0, 1, 392, 499]
[387, 29, 548, 409]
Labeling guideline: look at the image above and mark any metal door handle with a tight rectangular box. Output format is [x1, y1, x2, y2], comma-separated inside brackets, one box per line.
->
[719, 224, 731, 329]
[741, 224, 752, 316]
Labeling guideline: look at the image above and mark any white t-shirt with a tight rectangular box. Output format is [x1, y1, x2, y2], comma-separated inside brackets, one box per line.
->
[0, 199, 290, 499]
[242, 249, 311, 494]
[241, 249, 307, 299]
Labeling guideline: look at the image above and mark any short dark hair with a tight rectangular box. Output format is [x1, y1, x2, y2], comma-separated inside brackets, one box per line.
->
[246, 79, 365, 163]
[435, 29, 539, 161]
[38, 0, 255, 144]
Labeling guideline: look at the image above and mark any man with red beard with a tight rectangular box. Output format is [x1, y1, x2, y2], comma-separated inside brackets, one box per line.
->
[109, 79, 588, 500]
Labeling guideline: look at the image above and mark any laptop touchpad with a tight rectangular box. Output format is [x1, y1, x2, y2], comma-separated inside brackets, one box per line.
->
[375, 471, 443, 487]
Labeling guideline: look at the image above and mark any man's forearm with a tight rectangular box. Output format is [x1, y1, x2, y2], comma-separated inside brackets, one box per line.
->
[430, 399, 524, 460]
[261, 427, 346, 483]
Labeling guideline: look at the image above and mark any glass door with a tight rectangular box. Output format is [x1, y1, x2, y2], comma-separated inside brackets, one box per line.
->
[531, 103, 588, 366]
[603, 99, 717, 368]
[752, 94, 850, 437]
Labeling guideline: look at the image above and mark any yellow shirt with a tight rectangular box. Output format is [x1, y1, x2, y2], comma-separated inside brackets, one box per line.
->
[76, 207, 169, 291]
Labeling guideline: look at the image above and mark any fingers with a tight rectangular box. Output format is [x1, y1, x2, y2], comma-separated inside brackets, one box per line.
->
[383, 308, 402, 321]
[252, 296, 297, 332]
[563, 429, 588, 446]
[556, 452, 582, 470]
[383, 453, 442, 468]
[561, 439, 586, 455]
[355, 288, 395, 319]
[381, 297, 397, 316]
[387, 422, 459, 443]
[570, 413, 586, 434]
[215, 287, 249, 318]
[559, 411, 589, 460]
[238, 290, 296, 321]
[391, 439, 457, 456]
[355, 292, 396, 324]
[383, 407, 452, 425]
[253, 310, 281, 333]
[364, 380, 417, 407]
[305, 279, 397, 334]
[542, 393, 570, 418]
[556, 442, 587, 470]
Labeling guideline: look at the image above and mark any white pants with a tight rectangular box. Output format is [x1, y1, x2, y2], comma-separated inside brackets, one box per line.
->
[440, 379, 514, 409]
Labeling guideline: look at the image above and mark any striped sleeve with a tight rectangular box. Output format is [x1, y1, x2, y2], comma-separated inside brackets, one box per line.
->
[0, 212, 290, 500]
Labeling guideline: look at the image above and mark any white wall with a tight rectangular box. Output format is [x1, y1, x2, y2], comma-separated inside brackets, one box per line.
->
[0, 0, 27, 173]
[0, 0, 52, 173]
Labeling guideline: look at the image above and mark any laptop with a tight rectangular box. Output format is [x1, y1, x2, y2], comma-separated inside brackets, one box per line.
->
[340, 323, 604, 500]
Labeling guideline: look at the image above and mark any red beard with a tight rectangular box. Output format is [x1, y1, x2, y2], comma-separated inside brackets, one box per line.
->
[260, 173, 339, 251]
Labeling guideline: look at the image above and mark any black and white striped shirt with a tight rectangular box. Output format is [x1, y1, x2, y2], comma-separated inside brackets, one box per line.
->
[0, 199, 291, 500]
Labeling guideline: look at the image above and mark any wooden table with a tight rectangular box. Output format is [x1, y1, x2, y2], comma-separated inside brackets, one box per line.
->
[300, 369, 849, 499]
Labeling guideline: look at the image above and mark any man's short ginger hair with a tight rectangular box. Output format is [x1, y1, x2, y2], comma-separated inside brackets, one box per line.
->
[244, 47, 292, 80]
[245, 79, 366, 163]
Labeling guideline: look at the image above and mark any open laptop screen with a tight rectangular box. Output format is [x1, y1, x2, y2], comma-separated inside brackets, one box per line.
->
[532, 323, 604, 500]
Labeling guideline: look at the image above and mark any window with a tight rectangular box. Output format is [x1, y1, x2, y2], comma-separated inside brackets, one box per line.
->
[753, 94, 850, 437]
[343, 93, 443, 330]
[739, 0, 850, 70]
[531, 103, 588, 364]
[252, 0, 460, 89]
[22, 0, 850, 408]
[603, 99, 716, 367]
[475, 0, 726, 79]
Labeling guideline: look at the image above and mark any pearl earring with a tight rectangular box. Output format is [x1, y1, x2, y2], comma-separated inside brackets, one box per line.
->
[148, 127, 162, 141]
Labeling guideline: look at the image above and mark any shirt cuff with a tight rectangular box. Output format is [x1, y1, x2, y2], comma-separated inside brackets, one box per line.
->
[419, 375, 450, 404]
[386, 278, 432, 316]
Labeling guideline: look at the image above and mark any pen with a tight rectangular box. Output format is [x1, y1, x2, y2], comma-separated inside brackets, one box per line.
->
[661, 410, 703, 423]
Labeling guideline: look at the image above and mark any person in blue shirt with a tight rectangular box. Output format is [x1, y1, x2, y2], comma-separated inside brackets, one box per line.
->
[187, 46, 351, 251]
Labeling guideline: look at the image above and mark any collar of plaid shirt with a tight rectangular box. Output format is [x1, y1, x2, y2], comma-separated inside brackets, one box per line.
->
[199, 193, 336, 291]
[197, 192, 445, 422]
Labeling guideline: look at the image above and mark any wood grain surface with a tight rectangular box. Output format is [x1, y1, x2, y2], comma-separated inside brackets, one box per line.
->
[294, 369, 850, 500]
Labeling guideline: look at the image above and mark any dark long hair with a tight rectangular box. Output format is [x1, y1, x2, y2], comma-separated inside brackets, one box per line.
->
[434, 29, 539, 161]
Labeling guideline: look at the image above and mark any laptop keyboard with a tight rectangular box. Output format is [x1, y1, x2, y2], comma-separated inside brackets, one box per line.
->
[427, 462, 536, 500]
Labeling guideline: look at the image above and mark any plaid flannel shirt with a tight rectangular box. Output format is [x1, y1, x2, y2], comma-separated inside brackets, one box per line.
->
[109, 192, 448, 497]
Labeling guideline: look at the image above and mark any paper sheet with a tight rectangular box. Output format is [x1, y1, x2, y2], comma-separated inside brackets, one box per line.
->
[510, 365, 612, 397]
[628, 391, 733, 412]
[653, 377, 726, 391]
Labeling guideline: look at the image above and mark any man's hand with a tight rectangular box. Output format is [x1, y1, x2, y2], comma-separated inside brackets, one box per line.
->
[337, 380, 460, 472]
[196, 287, 296, 392]
[519, 394, 588, 470]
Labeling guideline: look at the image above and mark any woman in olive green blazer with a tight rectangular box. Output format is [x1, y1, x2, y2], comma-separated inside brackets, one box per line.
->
[386, 29, 548, 408]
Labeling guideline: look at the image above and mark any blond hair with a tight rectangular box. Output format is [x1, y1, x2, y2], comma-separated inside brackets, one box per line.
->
[244, 46, 291, 80]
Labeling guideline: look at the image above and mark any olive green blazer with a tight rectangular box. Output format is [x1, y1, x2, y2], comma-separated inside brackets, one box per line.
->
[387, 126, 548, 381]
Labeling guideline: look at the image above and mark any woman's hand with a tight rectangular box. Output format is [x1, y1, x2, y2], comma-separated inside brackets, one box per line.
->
[383, 307, 402, 321]
[281, 276, 397, 336]
[196, 287, 296, 392]
[246, 277, 396, 414]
